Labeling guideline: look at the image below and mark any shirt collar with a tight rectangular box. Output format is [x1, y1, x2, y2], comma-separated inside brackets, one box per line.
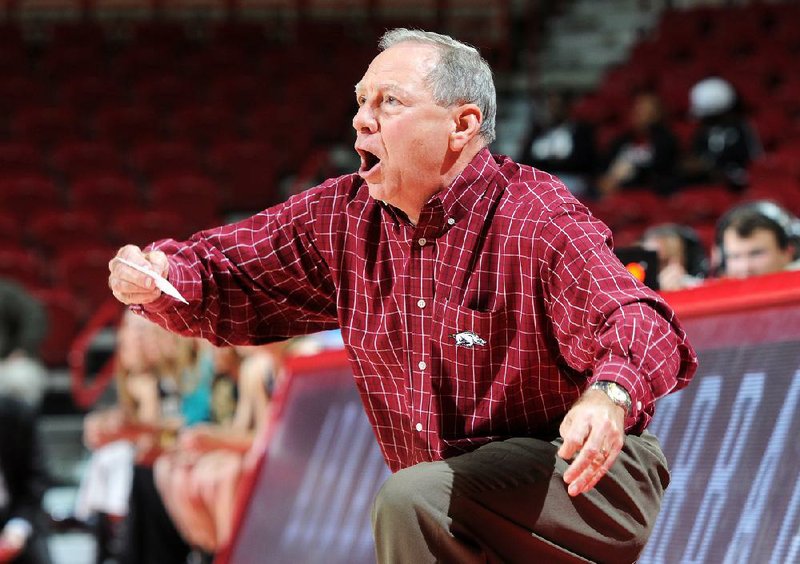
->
[378, 148, 501, 237]
[419, 148, 500, 238]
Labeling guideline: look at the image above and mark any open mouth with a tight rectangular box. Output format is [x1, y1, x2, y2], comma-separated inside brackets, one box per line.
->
[358, 149, 381, 176]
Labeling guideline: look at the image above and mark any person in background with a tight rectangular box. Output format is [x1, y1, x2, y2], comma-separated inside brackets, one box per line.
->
[641, 223, 707, 291]
[517, 89, 597, 198]
[715, 200, 799, 279]
[109, 29, 697, 562]
[76, 311, 208, 563]
[0, 395, 52, 564]
[117, 323, 212, 564]
[597, 92, 679, 197]
[154, 344, 282, 560]
[681, 77, 761, 191]
[75, 311, 176, 562]
[0, 280, 48, 412]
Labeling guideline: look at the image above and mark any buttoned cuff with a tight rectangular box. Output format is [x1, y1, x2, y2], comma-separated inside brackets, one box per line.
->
[590, 358, 651, 429]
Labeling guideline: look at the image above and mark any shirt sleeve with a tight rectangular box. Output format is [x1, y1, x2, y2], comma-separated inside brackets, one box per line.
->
[136, 182, 340, 346]
[536, 202, 698, 432]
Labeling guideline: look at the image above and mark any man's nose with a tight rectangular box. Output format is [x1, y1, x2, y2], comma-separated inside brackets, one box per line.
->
[353, 105, 377, 133]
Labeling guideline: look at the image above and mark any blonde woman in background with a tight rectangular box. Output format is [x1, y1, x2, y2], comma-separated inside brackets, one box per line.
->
[75, 311, 211, 563]
[154, 343, 283, 559]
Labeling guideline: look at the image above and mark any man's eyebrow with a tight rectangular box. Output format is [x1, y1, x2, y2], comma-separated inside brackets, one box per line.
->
[354, 82, 412, 97]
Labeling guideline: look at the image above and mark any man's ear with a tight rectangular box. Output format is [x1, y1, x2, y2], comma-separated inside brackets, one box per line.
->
[449, 103, 483, 151]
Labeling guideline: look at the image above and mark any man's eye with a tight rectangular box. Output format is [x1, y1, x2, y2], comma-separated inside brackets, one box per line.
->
[384, 96, 398, 104]
[357, 96, 366, 106]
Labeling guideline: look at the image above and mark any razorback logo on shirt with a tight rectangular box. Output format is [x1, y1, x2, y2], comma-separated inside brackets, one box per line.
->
[451, 331, 487, 348]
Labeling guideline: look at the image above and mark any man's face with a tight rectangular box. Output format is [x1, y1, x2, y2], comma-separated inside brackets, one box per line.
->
[353, 42, 455, 216]
[722, 227, 794, 278]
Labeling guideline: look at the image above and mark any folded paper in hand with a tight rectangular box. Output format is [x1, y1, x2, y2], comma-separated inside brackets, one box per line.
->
[114, 257, 188, 304]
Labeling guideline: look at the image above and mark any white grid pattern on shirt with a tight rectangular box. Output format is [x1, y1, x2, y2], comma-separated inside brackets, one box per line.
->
[141, 149, 697, 472]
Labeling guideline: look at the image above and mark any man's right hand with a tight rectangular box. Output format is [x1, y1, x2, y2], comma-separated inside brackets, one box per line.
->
[108, 245, 170, 305]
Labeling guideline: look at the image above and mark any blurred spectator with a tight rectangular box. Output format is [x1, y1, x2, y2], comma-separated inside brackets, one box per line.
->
[154, 344, 283, 558]
[641, 223, 707, 291]
[715, 200, 799, 279]
[597, 92, 679, 197]
[75, 312, 209, 563]
[517, 90, 597, 198]
[0, 396, 52, 564]
[0, 280, 48, 411]
[681, 77, 762, 191]
[74, 312, 174, 561]
[118, 320, 212, 564]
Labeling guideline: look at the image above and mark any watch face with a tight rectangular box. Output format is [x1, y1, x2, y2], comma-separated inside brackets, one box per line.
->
[609, 385, 626, 403]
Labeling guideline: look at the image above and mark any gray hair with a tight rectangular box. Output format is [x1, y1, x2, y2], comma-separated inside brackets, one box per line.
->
[379, 28, 496, 144]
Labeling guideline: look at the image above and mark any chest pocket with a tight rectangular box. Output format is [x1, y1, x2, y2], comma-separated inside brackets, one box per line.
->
[430, 298, 512, 438]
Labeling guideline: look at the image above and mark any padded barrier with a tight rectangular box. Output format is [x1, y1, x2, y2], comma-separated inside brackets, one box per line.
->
[223, 270, 800, 563]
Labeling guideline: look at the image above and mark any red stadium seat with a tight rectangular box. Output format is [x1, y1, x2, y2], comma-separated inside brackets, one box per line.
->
[10, 106, 83, 148]
[30, 288, 83, 367]
[131, 21, 188, 53]
[0, 246, 48, 290]
[210, 21, 270, 52]
[774, 78, 800, 116]
[0, 213, 24, 247]
[38, 45, 104, 82]
[113, 44, 182, 83]
[112, 209, 194, 246]
[668, 185, 737, 225]
[169, 105, 239, 148]
[52, 245, 119, 315]
[588, 193, 658, 232]
[93, 105, 162, 149]
[133, 74, 199, 112]
[752, 110, 790, 153]
[207, 140, 280, 211]
[0, 173, 62, 217]
[69, 172, 143, 219]
[51, 22, 107, 51]
[57, 75, 125, 114]
[130, 140, 202, 180]
[207, 74, 267, 110]
[29, 210, 103, 256]
[150, 172, 221, 232]
[0, 76, 45, 112]
[51, 141, 126, 182]
[0, 142, 45, 175]
[0, 24, 24, 53]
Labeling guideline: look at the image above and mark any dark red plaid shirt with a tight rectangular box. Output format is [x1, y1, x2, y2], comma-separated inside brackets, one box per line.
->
[139, 149, 697, 472]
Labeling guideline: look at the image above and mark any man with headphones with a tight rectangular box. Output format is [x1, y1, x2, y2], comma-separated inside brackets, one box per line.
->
[716, 200, 800, 279]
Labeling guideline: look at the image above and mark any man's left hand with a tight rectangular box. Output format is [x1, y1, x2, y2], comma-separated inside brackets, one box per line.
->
[557, 389, 626, 497]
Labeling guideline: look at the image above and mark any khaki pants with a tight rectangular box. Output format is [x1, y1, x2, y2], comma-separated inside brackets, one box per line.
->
[372, 432, 669, 564]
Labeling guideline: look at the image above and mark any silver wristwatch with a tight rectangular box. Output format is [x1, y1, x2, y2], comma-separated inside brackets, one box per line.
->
[588, 381, 632, 414]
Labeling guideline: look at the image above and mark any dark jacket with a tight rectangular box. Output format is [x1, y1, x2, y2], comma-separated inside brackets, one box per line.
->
[0, 396, 52, 564]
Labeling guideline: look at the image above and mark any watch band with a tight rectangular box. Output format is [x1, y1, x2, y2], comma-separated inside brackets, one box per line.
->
[588, 381, 632, 414]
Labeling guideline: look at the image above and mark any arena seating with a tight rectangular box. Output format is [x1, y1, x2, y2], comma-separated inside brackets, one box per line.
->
[1, 1, 797, 370]
[583, 1, 800, 245]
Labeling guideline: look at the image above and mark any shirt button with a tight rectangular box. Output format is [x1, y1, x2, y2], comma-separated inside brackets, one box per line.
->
[636, 401, 643, 411]
[418, 361, 426, 370]
[447, 217, 455, 225]
[415, 422, 423, 432]
[418, 238, 427, 246]
[417, 299, 426, 309]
